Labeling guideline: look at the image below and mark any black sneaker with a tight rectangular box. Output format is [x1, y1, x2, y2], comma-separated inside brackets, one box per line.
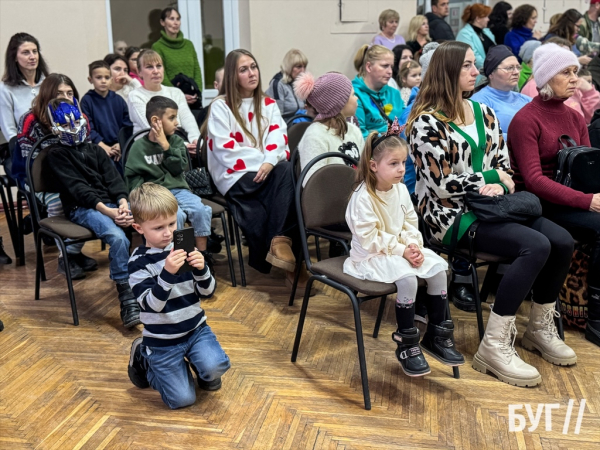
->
[0, 237, 12, 265]
[452, 283, 477, 312]
[57, 256, 85, 280]
[200, 250, 215, 274]
[392, 328, 431, 377]
[128, 337, 149, 388]
[210, 227, 225, 243]
[198, 377, 222, 391]
[207, 236, 222, 254]
[0, 319, 4, 332]
[70, 253, 98, 271]
[116, 281, 141, 328]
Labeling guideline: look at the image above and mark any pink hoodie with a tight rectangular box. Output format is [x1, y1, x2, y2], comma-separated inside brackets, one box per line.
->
[521, 78, 600, 124]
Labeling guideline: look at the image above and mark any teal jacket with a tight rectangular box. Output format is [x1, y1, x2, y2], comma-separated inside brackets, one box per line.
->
[352, 76, 405, 139]
[456, 24, 496, 84]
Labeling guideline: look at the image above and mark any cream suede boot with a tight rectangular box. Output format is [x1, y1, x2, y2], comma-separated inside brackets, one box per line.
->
[472, 310, 542, 387]
[521, 302, 577, 366]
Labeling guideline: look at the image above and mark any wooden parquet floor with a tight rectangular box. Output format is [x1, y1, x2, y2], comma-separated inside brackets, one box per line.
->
[1, 214, 600, 450]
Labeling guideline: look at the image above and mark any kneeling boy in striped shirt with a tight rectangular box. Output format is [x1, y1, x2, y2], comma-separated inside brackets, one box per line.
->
[126, 182, 230, 409]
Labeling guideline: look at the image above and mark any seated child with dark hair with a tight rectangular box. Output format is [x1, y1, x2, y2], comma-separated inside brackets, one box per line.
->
[46, 98, 139, 328]
[81, 60, 132, 164]
[124, 95, 214, 266]
[126, 182, 230, 409]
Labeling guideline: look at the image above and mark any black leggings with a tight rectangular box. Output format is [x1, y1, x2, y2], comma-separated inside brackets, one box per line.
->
[226, 161, 297, 274]
[458, 217, 573, 316]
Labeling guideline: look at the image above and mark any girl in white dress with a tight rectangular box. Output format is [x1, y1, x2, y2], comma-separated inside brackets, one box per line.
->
[343, 119, 464, 377]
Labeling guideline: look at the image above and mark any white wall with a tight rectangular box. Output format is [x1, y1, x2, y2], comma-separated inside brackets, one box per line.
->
[242, 0, 417, 83]
[0, 0, 109, 101]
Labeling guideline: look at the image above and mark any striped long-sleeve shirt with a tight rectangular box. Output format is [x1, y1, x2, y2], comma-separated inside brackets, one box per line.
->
[128, 243, 216, 347]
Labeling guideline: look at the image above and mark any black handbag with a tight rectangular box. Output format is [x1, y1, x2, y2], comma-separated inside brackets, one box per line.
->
[554, 135, 600, 194]
[465, 191, 542, 223]
[184, 139, 214, 196]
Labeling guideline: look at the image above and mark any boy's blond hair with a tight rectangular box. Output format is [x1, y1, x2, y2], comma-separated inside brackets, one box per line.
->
[129, 182, 178, 224]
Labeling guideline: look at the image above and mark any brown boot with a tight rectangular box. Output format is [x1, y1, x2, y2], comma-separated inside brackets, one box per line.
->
[285, 264, 316, 296]
[266, 236, 296, 272]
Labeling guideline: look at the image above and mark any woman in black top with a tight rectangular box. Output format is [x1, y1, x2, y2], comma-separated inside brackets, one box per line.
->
[488, 2, 513, 46]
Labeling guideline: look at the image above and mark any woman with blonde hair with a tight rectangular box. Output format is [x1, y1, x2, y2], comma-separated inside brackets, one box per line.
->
[372, 9, 406, 50]
[352, 44, 405, 139]
[406, 15, 431, 58]
[265, 49, 308, 120]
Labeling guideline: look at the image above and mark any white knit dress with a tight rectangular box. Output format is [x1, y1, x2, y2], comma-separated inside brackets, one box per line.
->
[343, 182, 447, 283]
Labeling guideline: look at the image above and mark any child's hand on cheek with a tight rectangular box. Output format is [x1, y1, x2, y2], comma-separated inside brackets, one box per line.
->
[187, 249, 205, 271]
[165, 249, 187, 274]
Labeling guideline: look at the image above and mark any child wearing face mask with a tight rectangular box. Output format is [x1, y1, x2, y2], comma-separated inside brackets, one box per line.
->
[399, 60, 422, 106]
[343, 120, 462, 378]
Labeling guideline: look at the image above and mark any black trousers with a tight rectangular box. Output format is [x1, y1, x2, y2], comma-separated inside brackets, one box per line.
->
[458, 217, 574, 316]
[226, 161, 297, 274]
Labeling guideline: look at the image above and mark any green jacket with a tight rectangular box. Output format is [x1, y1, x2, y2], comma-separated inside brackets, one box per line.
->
[518, 62, 532, 91]
[352, 75, 405, 139]
[152, 31, 203, 90]
[125, 133, 190, 191]
[579, 12, 596, 42]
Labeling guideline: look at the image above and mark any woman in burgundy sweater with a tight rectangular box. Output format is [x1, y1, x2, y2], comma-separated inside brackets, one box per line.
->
[509, 43, 600, 347]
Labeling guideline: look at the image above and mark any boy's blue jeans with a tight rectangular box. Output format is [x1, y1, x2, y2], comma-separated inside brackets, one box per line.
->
[141, 323, 230, 409]
[170, 189, 212, 237]
[69, 203, 130, 281]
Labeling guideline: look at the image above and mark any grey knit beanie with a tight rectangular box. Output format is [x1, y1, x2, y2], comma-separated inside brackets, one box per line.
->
[420, 42, 440, 78]
[519, 40, 541, 64]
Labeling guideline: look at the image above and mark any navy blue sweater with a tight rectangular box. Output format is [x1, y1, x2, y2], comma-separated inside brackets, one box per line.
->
[80, 90, 132, 146]
[128, 243, 216, 347]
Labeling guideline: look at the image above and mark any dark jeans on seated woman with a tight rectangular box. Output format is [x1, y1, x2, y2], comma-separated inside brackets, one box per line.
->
[542, 202, 600, 320]
[226, 161, 297, 274]
[458, 217, 574, 317]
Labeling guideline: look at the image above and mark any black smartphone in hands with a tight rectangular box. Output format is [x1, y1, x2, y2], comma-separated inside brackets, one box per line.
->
[173, 227, 195, 274]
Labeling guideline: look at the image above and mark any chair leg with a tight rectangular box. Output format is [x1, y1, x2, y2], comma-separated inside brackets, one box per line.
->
[443, 293, 461, 379]
[555, 297, 565, 341]
[479, 263, 498, 304]
[34, 232, 44, 300]
[288, 252, 303, 306]
[101, 241, 106, 251]
[373, 295, 387, 338]
[233, 219, 246, 287]
[60, 242, 79, 326]
[315, 236, 322, 261]
[291, 276, 316, 362]
[227, 210, 235, 243]
[0, 187, 18, 257]
[16, 192, 25, 266]
[349, 291, 371, 410]
[471, 263, 485, 341]
[219, 212, 237, 287]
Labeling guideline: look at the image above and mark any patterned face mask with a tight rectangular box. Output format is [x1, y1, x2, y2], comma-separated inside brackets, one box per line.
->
[48, 99, 88, 146]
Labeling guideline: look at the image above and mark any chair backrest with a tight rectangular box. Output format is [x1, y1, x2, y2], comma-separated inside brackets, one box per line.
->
[121, 128, 150, 171]
[287, 121, 311, 156]
[290, 147, 301, 187]
[117, 125, 134, 151]
[27, 145, 60, 224]
[295, 152, 358, 269]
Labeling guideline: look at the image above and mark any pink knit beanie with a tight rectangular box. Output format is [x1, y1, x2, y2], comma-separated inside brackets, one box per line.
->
[294, 72, 353, 120]
[532, 43, 580, 89]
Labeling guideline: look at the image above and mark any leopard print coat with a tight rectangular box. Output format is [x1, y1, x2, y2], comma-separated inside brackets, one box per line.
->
[408, 103, 512, 243]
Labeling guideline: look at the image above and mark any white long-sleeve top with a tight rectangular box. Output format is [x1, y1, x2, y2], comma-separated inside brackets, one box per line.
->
[127, 85, 200, 142]
[343, 181, 447, 283]
[206, 97, 289, 195]
[0, 77, 44, 140]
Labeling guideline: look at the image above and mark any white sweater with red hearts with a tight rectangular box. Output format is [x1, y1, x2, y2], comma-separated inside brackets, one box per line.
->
[206, 96, 289, 195]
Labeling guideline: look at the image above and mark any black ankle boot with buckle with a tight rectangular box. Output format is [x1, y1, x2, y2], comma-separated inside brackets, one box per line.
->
[421, 320, 465, 366]
[116, 281, 141, 328]
[392, 328, 430, 377]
